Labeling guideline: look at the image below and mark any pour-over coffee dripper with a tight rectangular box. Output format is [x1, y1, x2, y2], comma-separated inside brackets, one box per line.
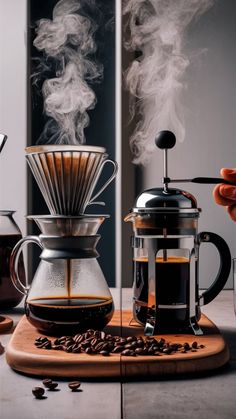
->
[10, 143, 117, 334]
[26, 144, 118, 215]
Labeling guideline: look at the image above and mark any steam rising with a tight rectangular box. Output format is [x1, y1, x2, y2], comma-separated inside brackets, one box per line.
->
[33, 0, 103, 144]
[123, 0, 214, 165]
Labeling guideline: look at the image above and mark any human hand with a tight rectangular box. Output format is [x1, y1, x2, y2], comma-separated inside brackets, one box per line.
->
[213, 168, 236, 221]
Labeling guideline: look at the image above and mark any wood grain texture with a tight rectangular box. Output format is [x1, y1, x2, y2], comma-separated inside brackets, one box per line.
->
[6, 312, 229, 378]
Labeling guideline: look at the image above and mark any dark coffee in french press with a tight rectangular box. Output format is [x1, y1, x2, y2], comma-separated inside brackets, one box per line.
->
[133, 255, 197, 327]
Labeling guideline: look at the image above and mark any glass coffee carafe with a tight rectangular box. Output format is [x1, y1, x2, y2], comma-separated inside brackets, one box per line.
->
[0, 211, 25, 309]
[10, 215, 114, 334]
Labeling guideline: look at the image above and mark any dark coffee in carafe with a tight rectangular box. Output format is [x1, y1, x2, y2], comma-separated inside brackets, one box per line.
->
[133, 256, 199, 332]
[25, 295, 114, 335]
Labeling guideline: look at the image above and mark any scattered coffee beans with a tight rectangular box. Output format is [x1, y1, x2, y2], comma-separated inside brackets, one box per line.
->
[68, 381, 81, 391]
[34, 331, 205, 357]
[32, 387, 45, 399]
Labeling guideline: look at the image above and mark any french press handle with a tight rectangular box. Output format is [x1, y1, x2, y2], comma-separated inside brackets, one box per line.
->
[10, 235, 43, 296]
[198, 231, 231, 305]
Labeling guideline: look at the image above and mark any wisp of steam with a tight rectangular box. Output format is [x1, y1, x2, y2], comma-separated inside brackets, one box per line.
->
[33, 0, 103, 144]
[123, 0, 214, 165]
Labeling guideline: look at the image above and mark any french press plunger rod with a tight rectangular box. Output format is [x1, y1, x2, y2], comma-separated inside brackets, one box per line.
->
[156, 130, 233, 189]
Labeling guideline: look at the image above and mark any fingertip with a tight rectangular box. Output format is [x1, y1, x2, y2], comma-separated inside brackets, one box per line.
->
[227, 204, 236, 222]
[220, 168, 236, 181]
[212, 184, 229, 206]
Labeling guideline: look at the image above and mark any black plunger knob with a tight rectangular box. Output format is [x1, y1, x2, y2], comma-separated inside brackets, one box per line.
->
[155, 130, 176, 149]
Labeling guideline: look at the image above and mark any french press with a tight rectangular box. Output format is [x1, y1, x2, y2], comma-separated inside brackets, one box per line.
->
[125, 131, 231, 336]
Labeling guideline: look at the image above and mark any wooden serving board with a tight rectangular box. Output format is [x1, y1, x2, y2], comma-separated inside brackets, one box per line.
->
[6, 312, 229, 378]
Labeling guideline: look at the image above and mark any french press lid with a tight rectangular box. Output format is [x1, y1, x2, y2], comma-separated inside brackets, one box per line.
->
[134, 187, 199, 215]
[131, 131, 201, 217]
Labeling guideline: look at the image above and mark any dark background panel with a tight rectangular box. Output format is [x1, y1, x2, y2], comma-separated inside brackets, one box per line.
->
[27, 0, 116, 286]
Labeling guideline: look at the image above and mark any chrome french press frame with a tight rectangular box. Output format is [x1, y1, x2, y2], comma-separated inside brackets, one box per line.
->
[126, 130, 232, 336]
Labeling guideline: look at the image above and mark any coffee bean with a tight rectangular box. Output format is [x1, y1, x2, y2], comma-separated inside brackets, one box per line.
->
[124, 344, 133, 349]
[42, 379, 58, 390]
[47, 382, 59, 391]
[130, 341, 138, 349]
[72, 345, 81, 353]
[183, 342, 190, 351]
[42, 378, 52, 387]
[114, 341, 125, 347]
[51, 344, 64, 350]
[91, 338, 98, 347]
[65, 345, 74, 353]
[35, 341, 43, 347]
[121, 349, 132, 356]
[36, 341, 51, 349]
[112, 346, 124, 353]
[68, 381, 81, 391]
[100, 350, 110, 356]
[134, 348, 143, 355]
[191, 341, 198, 349]
[170, 344, 179, 351]
[36, 337, 48, 343]
[95, 342, 105, 351]
[136, 340, 144, 348]
[64, 340, 74, 348]
[32, 387, 45, 399]
[106, 334, 113, 341]
[85, 347, 93, 354]
[163, 347, 172, 354]
[74, 334, 84, 344]
[100, 342, 110, 351]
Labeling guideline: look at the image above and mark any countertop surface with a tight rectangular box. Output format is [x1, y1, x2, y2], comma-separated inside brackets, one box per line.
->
[0, 289, 236, 419]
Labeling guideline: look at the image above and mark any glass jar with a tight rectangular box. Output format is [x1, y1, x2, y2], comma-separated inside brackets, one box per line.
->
[0, 211, 25, 309]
